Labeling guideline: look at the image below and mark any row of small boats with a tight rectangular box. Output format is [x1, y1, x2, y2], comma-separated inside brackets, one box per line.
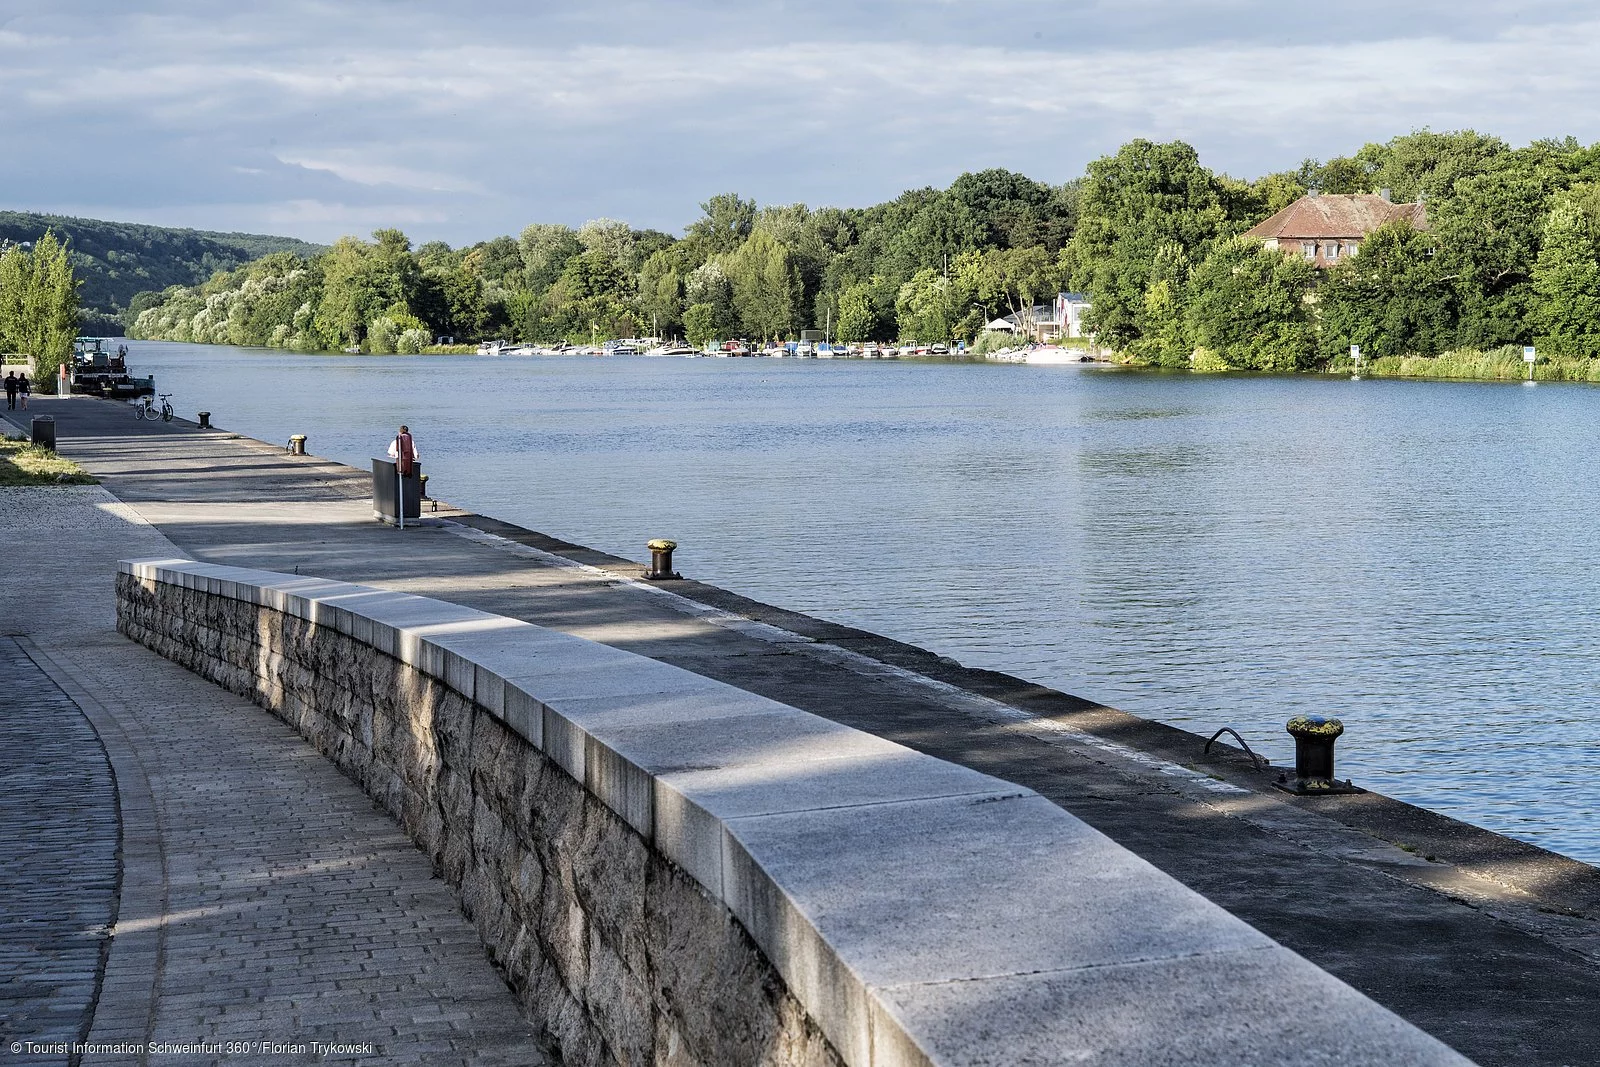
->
[475, 339, 965, 359]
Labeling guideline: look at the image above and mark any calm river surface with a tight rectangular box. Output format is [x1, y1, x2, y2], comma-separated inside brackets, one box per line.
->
[123, 341, 1599, 864]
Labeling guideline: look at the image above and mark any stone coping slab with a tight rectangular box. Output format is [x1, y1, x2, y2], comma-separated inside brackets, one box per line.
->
[118, 557, 1474, 1067]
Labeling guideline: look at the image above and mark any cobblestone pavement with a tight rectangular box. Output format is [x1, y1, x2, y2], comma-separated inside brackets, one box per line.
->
[0, 485, 548, 1066]
[0, 637, 118, 1061]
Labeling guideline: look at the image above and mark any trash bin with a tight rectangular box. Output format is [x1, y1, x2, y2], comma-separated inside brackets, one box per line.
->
[372, 457, 422, 525]
[31, 415, 55, 450]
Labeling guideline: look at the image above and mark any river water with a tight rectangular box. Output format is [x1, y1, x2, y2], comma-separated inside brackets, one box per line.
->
[121, 341, 1599, 865]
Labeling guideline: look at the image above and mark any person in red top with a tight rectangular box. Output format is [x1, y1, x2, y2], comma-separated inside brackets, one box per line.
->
[387, 425, 419, 475]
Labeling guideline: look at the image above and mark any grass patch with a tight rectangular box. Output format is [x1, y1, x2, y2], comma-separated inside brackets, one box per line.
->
[0, 437, 97, 485]
[1330, 345, 1600, 382]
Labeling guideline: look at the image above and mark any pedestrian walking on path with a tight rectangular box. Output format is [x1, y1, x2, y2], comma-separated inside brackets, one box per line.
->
[18, 372, 29, 410]
[4, 370, 15, 410]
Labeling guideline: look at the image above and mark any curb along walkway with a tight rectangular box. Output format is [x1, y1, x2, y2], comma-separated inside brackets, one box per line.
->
[0, 480, 546, 1066]
[12, 396, 1600, 1066]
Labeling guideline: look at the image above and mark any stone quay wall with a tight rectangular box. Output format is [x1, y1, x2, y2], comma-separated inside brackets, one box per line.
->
[115, 558, 1473, 1067]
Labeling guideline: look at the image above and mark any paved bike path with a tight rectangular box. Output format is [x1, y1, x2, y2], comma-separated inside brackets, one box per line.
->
[0, 475, 548, 1065]
[0, 636, 118, 1060]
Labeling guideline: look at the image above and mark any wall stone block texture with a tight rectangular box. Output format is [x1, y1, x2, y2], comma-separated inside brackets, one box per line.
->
[116, 560, 1474, 1067]
[117, 569, 841, 1067]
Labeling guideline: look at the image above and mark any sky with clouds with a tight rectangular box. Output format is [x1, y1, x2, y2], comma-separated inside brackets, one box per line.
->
[3, 0, 1598, 246]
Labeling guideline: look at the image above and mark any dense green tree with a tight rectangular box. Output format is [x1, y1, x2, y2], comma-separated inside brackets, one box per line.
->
[1356, 129, 1510, 204]
[685, 259, 738, 338]
[727, 231, 800, 340]
[1185, 237, 1317, 371]
[947, 168, 1073, 251]
[686, 193, 756, 255]
[412, 264, 483, 340]
[1431, 148, 1569, 349]
[314, 231, 422, 349]
[0, 230, 80, 382]
[0, 245, 27, 353]
[578, 218, 636, 275]
[1129, 243, 1191, 367]
[1531, 200, 1600, 357]
[541, 247, 634, 341]
[465, 235, 525, 290]
[1065, 139, 1232, 349]
[1317, 221, 1453, 360]
[684, 304, 719, 348]
[1295, 156, 1371, 195]
[882, 192, 984, 285]
[1249, 173, 1310, 216]
[637, 249, 687, 337]
[517, 224, 582, 292]
[896, 269, 954, 341]
[835, 281, 880, 342]
[1139, 280, 1187, 366]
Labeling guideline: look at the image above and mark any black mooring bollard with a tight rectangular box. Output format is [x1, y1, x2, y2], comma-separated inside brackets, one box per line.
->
[197, 411, 211, 429]
[1276, 715, 1362, 795]
[288, 434, 307, 455]
[644, 538, 680, 580]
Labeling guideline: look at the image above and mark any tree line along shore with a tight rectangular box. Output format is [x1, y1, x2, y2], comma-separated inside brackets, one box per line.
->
[10, 130, 1600, 384]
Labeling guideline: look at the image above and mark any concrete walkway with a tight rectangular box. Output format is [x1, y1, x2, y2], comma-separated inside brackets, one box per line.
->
[0, 475, 547, 1065]
[10, 395, 1600, 1065]
[0, 636, 117, 1057]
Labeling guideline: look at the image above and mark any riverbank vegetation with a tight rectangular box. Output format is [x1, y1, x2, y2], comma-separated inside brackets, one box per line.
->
[120, 130, 1600, 377]
[1078, 132, 1600, 374]
[1325, 345, 1600, 382]
[0, 212, 323, 333]
[127, 172, 1082, 352]
[0, 230, 79, 384]
[0, 437, 96, 485]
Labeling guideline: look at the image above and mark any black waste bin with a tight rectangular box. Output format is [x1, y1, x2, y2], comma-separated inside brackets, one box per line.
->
[372, 457, 422, 524]
[31, 415, 55, 450]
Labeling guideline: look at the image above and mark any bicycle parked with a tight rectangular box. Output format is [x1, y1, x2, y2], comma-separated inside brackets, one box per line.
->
[134, 393, 174, 422]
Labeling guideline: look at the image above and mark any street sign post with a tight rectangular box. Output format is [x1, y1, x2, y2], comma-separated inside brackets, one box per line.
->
[1523, 345, 1536, 381]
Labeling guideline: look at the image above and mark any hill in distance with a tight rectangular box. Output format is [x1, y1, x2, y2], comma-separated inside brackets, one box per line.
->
[0, 210, 326, 332]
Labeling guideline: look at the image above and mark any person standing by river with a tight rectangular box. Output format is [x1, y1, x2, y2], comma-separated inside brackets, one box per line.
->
[388, 425, 418, 474]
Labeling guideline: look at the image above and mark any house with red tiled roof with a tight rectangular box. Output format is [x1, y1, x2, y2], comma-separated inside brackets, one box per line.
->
[1243, 191, 1427, 268]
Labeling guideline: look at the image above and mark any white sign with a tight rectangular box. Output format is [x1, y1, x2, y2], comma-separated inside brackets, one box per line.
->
[1523, 346, 1537, 362]
[1350, 345, 1361, 359]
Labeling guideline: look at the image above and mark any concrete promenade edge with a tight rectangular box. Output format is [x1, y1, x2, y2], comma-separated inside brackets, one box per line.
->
[10, 395, 1600, 1066]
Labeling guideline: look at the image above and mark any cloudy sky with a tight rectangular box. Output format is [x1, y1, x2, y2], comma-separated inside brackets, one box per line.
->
[3, 1, 1597, 246]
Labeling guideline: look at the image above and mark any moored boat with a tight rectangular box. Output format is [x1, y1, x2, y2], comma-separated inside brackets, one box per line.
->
[71, 338, 154, 397]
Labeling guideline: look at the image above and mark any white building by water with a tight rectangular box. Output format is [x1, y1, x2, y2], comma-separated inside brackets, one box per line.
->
[983, 292, 1092, 341]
